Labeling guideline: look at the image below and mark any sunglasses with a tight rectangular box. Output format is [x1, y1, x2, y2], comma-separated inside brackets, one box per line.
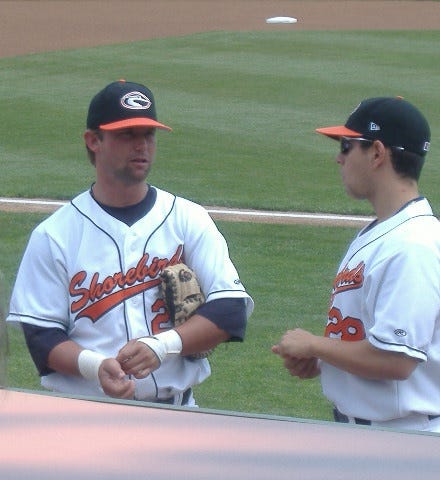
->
[340, 137, 373, 155]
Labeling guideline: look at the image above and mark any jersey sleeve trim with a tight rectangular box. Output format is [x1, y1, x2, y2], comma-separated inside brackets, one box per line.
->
[7, 312, 68, 331]
[370, 335, 427, 362]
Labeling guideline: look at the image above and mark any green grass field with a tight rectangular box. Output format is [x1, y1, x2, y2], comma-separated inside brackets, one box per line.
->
[1, 28, 439, 420]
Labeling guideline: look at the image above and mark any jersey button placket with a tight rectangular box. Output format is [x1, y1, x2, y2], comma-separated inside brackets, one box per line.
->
[124, 232, 143, 338]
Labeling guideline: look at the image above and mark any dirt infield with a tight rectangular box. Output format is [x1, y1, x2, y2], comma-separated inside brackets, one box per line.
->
[1, 1, 438, 58]
[1, 1, 437, 223]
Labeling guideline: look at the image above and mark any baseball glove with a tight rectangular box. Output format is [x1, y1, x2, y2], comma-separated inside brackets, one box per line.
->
[160, 263, 212, 359]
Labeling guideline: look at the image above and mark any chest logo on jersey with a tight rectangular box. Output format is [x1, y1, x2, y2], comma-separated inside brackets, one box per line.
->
[69, 245, 183, 323]
[331, 261, 365, 300]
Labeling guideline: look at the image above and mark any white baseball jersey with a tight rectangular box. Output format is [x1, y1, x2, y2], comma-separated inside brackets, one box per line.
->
[320, 198, 440, 422]
[7, 187, 254, 400]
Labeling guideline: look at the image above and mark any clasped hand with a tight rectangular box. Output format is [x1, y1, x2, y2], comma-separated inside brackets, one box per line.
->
[97, 339, 161, 399]
[271, 328, 321, 379]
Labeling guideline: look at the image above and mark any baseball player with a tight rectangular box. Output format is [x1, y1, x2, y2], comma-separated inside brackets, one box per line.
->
[273, 97, 440, 432]
[7, 80, 254, 406]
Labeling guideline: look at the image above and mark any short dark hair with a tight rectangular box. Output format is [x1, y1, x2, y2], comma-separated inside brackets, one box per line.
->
[390, 148, 425, 181]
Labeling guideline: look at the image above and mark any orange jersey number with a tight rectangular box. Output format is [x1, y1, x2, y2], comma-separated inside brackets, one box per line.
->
[325, 306, 365, 341]
[151, 298, 172, 335]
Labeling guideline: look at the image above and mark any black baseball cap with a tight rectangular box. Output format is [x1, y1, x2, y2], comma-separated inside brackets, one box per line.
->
[86, 79, 172, 131]
[316, 97, 430, 156]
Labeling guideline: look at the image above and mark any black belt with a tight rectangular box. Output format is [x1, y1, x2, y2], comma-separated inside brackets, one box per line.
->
[334, 408, 440, 425]
[157, 388, 192, 406]
[333, 408, 371, 425]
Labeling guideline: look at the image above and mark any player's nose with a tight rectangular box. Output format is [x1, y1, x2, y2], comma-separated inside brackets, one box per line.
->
[134, 136, 150, 151]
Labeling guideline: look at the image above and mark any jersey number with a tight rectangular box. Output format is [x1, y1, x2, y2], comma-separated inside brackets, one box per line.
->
[151, 299, 172, 335]
[325, 306, 365, 341]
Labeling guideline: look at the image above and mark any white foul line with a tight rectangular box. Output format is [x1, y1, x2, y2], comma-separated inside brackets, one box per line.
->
[0, 198, 67, 207]
[0, 197, 373, 226]
[206, 206, 372, 223]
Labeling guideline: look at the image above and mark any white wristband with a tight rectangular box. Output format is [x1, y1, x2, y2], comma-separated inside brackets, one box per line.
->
[137, 330, 182, 363]
[77, 349, 106, 382]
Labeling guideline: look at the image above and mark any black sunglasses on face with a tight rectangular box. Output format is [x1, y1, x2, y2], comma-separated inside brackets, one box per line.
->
[340, 137, 373, 155]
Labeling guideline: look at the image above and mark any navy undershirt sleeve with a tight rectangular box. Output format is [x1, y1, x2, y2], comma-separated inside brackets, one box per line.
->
[195, 298, 247, 341]
[21, 323, 69, 376]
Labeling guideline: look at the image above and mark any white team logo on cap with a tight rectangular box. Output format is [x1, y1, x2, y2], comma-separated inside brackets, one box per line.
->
[121, 91, 152, 110]
[369, 122, 381, 131]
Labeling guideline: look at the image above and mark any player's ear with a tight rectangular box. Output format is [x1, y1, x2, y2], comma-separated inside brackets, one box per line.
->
[84, 129, 102, 153]
[371, 140, 387, 167]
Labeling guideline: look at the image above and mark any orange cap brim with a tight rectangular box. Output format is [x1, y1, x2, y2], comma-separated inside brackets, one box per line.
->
[100, 118, 172, 131]
[315, 126, 362, 139]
